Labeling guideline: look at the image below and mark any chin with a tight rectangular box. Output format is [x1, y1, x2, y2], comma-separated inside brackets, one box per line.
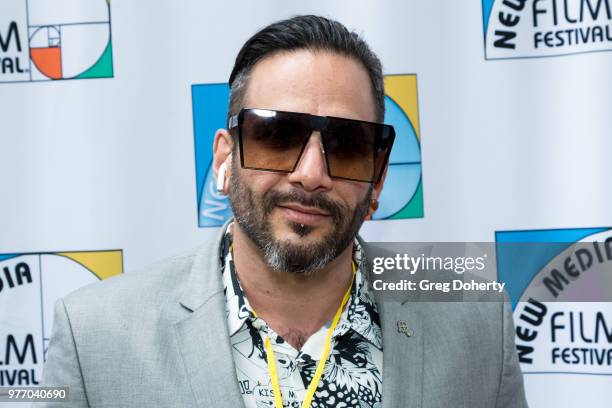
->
[278, 221, 330, 240]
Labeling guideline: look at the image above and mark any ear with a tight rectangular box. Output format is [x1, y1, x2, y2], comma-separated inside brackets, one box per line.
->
[365, 165, 389, 220]
[213, 128, 233, 195]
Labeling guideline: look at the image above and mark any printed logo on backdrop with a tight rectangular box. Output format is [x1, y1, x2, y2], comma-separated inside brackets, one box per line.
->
[482, 0, 612, 60]
[496, 228, 612, 376]
[0, 250, 122, 385]
[191, 74, 423, 227]
[0, 0, 113, 83]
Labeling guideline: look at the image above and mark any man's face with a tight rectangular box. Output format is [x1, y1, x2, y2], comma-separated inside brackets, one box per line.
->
[227, 49, 381, 274]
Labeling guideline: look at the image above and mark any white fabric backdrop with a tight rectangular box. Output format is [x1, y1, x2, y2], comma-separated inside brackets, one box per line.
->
[1, 0, 611, 406]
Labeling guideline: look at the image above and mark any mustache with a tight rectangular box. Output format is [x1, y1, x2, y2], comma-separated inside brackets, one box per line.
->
[262, 189, 346, 222]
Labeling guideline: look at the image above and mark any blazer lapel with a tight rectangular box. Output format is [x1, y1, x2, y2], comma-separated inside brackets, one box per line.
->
[174, 295, 245, 408]
[361, 239, 424, 408]
[173, 221, 246, 408]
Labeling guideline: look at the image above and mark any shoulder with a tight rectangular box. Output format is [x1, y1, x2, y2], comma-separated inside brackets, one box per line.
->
[61, 245, 202, 323]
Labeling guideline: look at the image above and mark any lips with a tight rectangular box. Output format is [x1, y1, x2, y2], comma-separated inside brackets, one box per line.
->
[278, 203, 330, 216]
[276, 203, 331, 225]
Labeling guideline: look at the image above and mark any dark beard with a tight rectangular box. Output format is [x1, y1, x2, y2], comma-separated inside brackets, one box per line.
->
[228, 158, 372, 274]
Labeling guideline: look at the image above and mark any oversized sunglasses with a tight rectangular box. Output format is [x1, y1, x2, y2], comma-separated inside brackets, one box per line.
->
[228, 108, 395, 183]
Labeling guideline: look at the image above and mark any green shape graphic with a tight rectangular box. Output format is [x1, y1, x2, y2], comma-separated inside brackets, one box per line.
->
[77, 40, 114, 79]
[389, 179, 423, 219]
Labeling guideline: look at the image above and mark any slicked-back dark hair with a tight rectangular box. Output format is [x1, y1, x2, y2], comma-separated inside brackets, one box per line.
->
[227, 15, 385, 125]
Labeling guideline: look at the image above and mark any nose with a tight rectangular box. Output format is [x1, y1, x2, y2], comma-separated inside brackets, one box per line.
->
[287, 131, 333, 192]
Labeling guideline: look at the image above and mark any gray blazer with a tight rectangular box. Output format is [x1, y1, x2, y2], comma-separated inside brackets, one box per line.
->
[41, 226, 528, 408]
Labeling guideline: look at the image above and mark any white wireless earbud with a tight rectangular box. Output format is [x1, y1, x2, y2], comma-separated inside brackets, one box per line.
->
[216, 162, 227, 193]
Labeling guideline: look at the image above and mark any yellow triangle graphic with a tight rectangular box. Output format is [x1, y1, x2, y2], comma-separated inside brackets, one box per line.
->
[384, 75, 420, 139]
[57, 251, 123, 280]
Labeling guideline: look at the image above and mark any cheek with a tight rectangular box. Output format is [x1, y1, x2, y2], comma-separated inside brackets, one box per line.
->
[242, 170, 284, 195]
[335, 182, 371, 208]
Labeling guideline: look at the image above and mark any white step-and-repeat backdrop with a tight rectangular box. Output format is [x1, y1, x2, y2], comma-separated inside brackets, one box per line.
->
[1, 1, 611, 406]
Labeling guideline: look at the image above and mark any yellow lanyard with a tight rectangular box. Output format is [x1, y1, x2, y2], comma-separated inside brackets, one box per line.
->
[259, 261, 356, 408]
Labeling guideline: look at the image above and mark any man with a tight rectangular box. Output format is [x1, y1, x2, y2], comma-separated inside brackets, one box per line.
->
[41, 15, 528, 408]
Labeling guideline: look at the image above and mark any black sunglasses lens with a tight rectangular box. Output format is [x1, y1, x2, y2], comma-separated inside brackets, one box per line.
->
[240, 110, 311, 172]
[324, 119, 391, 182]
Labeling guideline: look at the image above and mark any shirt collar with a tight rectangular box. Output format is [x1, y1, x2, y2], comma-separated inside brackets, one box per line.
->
[220, 222, 382, 350]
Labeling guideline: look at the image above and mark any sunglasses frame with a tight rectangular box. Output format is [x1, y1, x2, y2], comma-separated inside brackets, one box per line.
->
[228, 108, 395, 183]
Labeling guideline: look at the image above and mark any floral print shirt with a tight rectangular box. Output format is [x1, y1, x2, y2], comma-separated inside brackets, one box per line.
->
[220, 226, 383, 408]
